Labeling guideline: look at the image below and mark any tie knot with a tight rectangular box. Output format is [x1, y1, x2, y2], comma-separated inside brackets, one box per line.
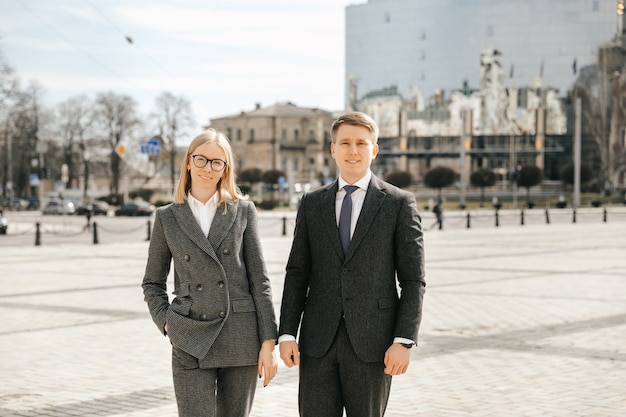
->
[343, 185, 358, 195]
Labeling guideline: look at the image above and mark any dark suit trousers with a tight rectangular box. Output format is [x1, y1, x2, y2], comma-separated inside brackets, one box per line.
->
[299, 319, 392, 417]
[171, 346, 257, 417]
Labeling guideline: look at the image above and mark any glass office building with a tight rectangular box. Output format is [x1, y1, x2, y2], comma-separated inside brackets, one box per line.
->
[346, 0, 618, 103]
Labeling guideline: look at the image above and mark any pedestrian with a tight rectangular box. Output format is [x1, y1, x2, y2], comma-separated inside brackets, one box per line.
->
[430, 198, 443, 230]
[85, 203, 93, 229]
[278, 111, 426, 417]
[142, 128, 278, 417]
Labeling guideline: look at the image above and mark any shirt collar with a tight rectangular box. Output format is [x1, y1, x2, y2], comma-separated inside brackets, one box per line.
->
[187, 192, 218, 209]
[338, 170, 371, 191]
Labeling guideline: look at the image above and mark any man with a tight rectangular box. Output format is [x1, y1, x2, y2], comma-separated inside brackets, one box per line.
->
[279, 111, 426, 417]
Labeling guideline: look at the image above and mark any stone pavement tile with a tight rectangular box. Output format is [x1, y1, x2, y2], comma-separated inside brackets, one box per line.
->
[1, 221, 625, 416]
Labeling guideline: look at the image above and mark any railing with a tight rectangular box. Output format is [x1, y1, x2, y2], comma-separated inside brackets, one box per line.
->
[2, 206, 625, 246]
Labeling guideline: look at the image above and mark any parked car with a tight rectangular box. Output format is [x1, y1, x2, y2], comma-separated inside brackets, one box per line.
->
[2, 197, 28, 211]
[42, 200, 76, 215]
[0, 211, 7, 234]
[23, 197, 41, 210]
[76, 201, 110, 216]
[114, 201, 155, 216]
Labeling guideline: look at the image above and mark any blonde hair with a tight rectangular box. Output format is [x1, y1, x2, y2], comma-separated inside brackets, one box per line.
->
[330, 111, 379, 144]
[174, 128, 244, 206]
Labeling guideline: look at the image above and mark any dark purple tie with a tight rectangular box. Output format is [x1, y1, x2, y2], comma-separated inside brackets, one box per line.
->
[338, 185, 358, 256]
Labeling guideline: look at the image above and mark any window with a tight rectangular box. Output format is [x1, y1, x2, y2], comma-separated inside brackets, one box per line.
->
[236, 129, 242, 141]
[293, 157, 300, 171]
[226, 128, 232, 139]
[249, 129, 255, 142]
[518, 89, 528, 109]
[294, 129, 300, 141]
[309, 129, 316, 143]
[281, 128, 287, 141]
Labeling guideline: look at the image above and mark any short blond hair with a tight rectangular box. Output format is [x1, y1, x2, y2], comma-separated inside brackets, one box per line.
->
[330, 111, 379, 144]
[174, 129, 244, 206]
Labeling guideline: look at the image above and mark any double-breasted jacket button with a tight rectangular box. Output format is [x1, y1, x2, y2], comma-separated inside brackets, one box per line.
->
[184, 255, 191, 262]
[222, 248, 231, 255]
[217, 281, 225, 288]
[200, 314, 207, 320]
[337, 297, 342, 303]
[196, 284, 203, 291]
[219, 311, 226, 318]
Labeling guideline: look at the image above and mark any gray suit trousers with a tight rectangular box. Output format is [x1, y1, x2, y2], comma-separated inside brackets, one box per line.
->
[298, 319, 392, 417]
[171, 345, 258, 417]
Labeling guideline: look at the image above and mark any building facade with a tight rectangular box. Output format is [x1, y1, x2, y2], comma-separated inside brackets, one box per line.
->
[346, 0, 617, 104]
[209, 102, 338, 187]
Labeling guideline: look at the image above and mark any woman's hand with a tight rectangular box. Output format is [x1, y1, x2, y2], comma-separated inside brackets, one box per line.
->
[258, 340, 278, 387]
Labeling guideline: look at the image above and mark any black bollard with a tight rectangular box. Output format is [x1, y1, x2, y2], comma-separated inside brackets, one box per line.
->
[520, 209, 525, 226]
[495, 209, 499, 227]
[282, 217, 287, 236]
[466, 212, 471, 229]
[603, 208, 607, 223]
[93, 222, 99, 244]
[572, 209, 577, 223]
[35, 222, 41, 246]
[146, 220, 151, 241]
[545, 208, 550, 224]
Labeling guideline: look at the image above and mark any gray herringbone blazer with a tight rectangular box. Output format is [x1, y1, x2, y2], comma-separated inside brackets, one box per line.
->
[142, 199, 277, 368]
[279, 175, 426, 362]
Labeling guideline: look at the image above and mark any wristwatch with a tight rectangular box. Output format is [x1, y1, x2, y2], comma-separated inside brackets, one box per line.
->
[400, 342, 414, 349]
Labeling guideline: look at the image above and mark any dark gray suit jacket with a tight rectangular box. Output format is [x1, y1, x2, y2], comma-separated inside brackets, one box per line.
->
[142, 199, 277, 367]
[279, 175, 426, 363]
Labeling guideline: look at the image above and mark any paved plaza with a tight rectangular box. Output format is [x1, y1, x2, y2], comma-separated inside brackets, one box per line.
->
[0, 214, 625, 416]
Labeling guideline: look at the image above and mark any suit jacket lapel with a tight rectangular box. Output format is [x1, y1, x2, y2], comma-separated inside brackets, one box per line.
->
[171, 203, 215, 258]
[346, 176, 386, 260]
[208, 201, 237, 253]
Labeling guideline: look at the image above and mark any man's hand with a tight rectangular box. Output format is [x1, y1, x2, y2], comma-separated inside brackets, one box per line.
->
[383, 343, 411, 375]
[279, 340, 300, 367]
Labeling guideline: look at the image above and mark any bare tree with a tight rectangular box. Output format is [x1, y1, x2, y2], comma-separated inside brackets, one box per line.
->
[92, 92, 141, 197]
[151, 92, 195, 194]
[3, 82, 50, 200]
[55, 95, 93, 196]
[0, 52, 18, 111]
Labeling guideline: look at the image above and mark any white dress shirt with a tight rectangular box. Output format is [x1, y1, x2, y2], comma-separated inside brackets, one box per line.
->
[187, 192, 218, 236]
[336, 171, 371, 238]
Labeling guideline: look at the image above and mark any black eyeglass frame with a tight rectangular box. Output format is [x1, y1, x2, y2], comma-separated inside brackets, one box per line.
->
[189, 154, 228, 171]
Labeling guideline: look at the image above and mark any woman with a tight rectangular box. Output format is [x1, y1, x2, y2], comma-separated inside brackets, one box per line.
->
[142, 129, 278, 416]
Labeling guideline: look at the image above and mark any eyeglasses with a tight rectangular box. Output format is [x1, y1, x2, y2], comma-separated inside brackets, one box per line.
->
[189, 155, 227, 171]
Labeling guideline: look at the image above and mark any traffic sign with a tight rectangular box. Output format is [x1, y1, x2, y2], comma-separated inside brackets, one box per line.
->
[115, 143, 127, 158]
[141, 138, 161, 155]
[30, 174, 41, 187]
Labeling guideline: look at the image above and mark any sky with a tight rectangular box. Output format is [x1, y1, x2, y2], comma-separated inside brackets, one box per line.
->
[1, 0, 359, 130]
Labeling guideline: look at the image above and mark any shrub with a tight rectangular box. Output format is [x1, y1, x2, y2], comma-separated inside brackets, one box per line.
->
[385, 170, 413, 188]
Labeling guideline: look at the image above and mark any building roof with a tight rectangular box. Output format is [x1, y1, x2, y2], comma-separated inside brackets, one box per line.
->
[211, 102, 334, 121]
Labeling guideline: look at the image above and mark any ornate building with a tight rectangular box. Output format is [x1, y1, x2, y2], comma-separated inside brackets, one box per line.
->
[209, 102, 338, 187]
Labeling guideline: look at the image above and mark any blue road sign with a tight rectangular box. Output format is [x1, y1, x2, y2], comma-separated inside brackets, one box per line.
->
[141, 138, 161, 155]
